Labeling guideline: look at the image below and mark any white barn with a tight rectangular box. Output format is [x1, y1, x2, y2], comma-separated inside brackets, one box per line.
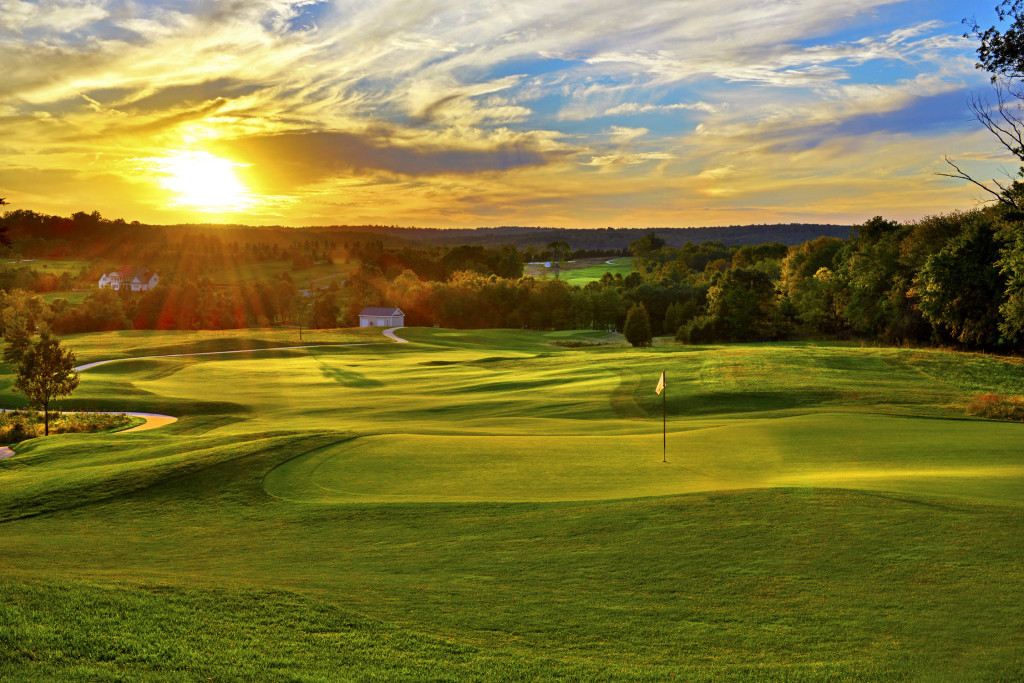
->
[359, 306, 405, 327]
[98, 266, 159, 292]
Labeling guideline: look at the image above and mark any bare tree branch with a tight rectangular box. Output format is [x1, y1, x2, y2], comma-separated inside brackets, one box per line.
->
[937, 156, 1023, 210]
[969, 87, 1024, 159]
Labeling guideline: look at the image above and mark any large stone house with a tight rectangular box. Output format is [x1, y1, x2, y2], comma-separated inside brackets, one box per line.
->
[358, 306, 405, 327]
[98, 266, 159, 292]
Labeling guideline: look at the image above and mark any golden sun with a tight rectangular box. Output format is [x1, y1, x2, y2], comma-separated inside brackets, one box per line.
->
[154, 151, 251, 211]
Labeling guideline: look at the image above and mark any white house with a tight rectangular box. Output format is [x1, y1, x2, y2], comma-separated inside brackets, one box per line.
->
[359, 306, 405, 327]
[98, 266, 159, 292]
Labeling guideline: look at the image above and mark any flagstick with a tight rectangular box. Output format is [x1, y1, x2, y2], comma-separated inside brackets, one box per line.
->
[662, 370, 667, 463]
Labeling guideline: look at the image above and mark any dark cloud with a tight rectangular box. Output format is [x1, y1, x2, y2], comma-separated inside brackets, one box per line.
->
[764, 89, 972, 154]
[831, 90, 972, 137]
[213, 130, 560, 191]
[124, 78, 267, 112]
[63, 98, 232, 141]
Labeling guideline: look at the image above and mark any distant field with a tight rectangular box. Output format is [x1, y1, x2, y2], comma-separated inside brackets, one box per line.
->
[203, 259, 355, 288]
[38, 289, 92, 305]
[525, 256, 634, 284]
[1, 329, 1023, 680]
[4, 258, 96, 275]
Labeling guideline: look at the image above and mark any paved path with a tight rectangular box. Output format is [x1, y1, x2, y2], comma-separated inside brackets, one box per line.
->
[120, 412, 179, 433]
[307, 273, 347, 286]
[382, 327, 408, 343]
[0, 446, 13, 459]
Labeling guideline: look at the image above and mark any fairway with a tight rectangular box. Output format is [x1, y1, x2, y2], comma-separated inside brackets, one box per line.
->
[525, 256, 634, 284]
[2, 327, 1023, 680]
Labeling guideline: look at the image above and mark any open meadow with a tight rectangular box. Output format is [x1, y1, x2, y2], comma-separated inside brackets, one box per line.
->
[1, 327, 1022, 680]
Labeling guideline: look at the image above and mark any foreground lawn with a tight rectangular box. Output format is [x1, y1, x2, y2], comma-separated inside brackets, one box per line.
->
[1, 328, 1023, 680]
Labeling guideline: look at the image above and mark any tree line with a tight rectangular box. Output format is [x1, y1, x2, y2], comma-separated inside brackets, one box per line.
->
[333, 207, 1024, 353]
[2, 205, 1019, 355]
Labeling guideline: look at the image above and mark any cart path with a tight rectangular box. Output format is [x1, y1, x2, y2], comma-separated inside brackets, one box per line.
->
[382, 327, 409, 343]
[120, 412, 179, 433]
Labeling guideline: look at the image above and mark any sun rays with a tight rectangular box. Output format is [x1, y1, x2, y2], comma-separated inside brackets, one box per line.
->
[151, 151, 253, 212]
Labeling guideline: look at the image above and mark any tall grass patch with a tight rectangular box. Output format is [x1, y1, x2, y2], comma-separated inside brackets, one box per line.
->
[967, 392, 1024, 421]
[0, 410, 135, 444]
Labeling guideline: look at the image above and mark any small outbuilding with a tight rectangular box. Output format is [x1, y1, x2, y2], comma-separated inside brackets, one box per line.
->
[359, 306, 405, 328]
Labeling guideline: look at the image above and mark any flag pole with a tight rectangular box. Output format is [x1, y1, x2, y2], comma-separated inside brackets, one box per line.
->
[662, 369, 666, 463]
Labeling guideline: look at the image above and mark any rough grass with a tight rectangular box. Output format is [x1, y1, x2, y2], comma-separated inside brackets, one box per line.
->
[967, 392, 1024, 421]
[1, 328, 1024, 680]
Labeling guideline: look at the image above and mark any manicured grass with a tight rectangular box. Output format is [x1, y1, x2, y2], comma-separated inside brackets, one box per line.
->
[5, 258, 96, 275]
[561, 256, 635, 286]
[38, 290, 92, 305]
[1, 328, 1024, 680]
[525, 256, 635, 285]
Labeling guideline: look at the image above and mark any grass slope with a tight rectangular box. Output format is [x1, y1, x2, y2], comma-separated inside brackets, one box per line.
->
[1, 328, 1023, 680]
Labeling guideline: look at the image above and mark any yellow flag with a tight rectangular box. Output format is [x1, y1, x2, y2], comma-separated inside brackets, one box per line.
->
[655, 370, 665, 395]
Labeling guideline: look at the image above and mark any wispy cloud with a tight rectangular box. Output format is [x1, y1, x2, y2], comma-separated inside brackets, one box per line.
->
[0, 0, 999, 227]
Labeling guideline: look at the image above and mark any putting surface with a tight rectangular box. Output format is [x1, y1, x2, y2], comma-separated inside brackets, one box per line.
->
[263, 414, 1024, 503]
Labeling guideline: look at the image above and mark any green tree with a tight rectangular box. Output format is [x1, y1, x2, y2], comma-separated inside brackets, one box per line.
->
[839, 217, 929, 344]
[706, 267, 778, 341]
[495, 245, 524, 279]
[3, 317, 32, 365]
[546, 241, 570, 279]
[967, 1, 1024, 81]
[623, 303, 652, 347]
[13, 330, 80, 436]
[780, 236, 845, 306]
[798, 267, 848, 335]
[914, 219, 1006, 347]
[663, 301, 684, 337]
[310, 293, 340, 329]
[0, 197, 8, 247]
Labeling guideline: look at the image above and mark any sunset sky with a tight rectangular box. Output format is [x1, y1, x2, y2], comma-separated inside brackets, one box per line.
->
[0, 0, 1009, 228]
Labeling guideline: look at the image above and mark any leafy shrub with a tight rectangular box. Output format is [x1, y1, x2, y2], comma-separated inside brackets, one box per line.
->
[966, 393, 1024, 421]
[0, 411, 40, 444]
[52, 412, 132, 434]
[676, 315, 716, 344]
[554, 340, 605, 348]
[0, 410, 132, 444]
[623, 303, 652, 347]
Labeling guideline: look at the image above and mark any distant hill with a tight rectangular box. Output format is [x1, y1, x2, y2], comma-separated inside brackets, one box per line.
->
[1, 208, 855, 260]
[340, 224, 855, 249]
